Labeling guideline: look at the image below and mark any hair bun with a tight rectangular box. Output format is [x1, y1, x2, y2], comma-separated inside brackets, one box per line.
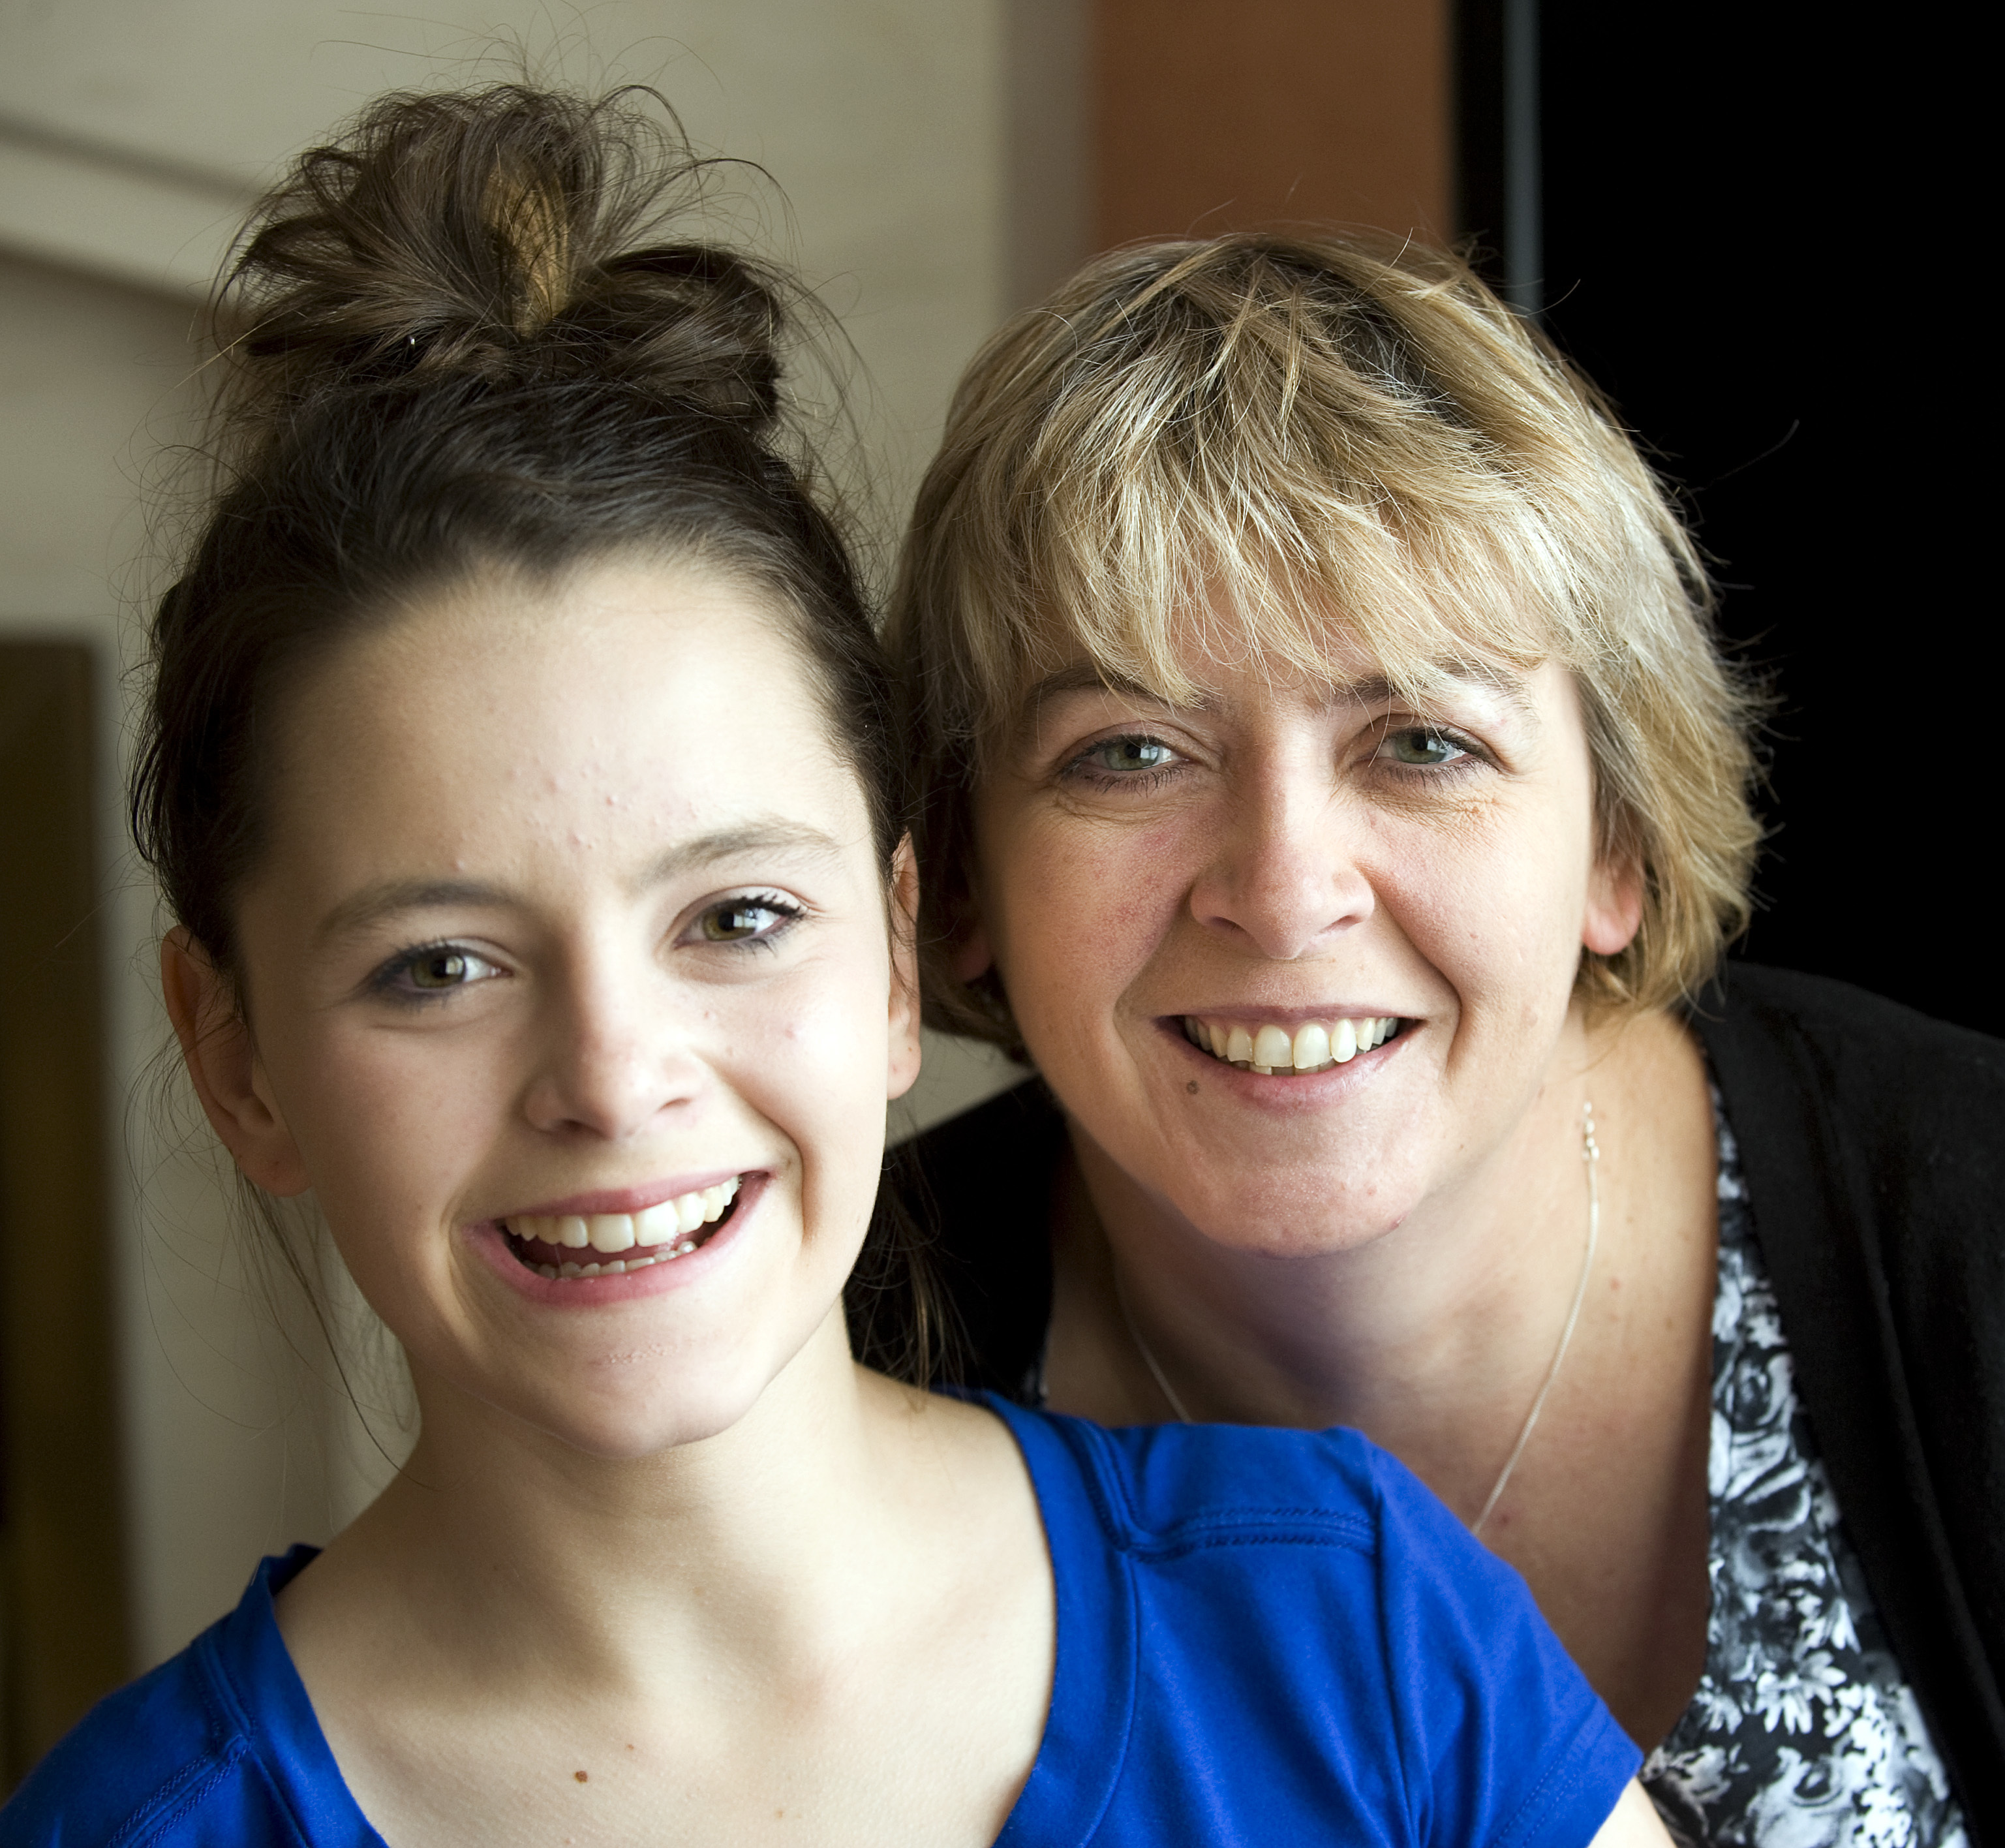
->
[223, 84, 788, 437]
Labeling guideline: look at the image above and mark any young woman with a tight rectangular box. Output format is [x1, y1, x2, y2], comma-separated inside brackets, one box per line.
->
[887, 234, 1997, 1845]
[3, 87, 1666, 1847]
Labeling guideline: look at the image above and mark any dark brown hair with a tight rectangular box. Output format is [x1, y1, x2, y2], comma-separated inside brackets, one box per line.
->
[128, 84, 936, 1378]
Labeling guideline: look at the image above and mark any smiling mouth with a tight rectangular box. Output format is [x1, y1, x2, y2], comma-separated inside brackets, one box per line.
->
[500, 1177, 742, 1280]
[1180, 1014, 1406, 1075]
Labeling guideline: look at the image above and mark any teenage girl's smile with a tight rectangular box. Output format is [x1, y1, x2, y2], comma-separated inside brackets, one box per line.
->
[203, 556, 921, 1457]
[485, 1171, 750, 1288]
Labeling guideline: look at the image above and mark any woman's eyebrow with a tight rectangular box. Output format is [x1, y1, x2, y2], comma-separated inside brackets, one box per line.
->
[314, 822, 848, 944]
[627, 820, 848, 895]
[1020, 664, 1524, 718]
[1024, 663, 1169, 707]
[316, 878, 512, 946]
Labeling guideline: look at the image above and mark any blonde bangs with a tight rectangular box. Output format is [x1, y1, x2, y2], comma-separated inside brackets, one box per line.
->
[891, 232, 1764, 1040]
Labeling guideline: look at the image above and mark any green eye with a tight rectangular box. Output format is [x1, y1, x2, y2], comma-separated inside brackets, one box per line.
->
[1385, 729, 1465, 767]
[699, 898, 796, 944]
[1092, 737, 1176, 773]
[408, 949, 473, 989]
[369, 942, 501, 1006]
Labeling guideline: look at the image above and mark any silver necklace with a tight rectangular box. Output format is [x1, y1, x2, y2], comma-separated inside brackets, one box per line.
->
[1114, 1101, 1601, 1538]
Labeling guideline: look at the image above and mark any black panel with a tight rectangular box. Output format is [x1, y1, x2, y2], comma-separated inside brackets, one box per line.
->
[1494, 5, 1994, 1035]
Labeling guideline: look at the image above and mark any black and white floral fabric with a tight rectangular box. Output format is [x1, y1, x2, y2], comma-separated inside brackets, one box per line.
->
[1640, 1102, 1967, 1847]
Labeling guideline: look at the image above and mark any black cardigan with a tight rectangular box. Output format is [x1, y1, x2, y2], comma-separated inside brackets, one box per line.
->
[895, 964, 2004, 1838]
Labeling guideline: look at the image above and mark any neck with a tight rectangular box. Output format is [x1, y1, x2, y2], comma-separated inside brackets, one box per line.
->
[320, 1310, 928, 1701]
[1054, 1008, 1628, 1515]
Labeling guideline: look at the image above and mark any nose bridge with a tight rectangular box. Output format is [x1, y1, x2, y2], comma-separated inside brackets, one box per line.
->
[1195, 747, 1370, 959]
[527, 927, 692, 1139]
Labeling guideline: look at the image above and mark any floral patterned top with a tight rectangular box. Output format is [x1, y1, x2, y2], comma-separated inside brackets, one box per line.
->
[1640, 1100, 1968, 1846]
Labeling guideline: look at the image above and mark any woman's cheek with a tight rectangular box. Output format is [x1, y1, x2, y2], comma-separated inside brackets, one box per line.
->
[1003, 812, 1191, 986]
[739, 964, 893, 1201]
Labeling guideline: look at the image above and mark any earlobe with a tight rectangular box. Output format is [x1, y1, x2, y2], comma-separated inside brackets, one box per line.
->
[160, 929, 310, 1197]
[1582, 855, 1645, 957]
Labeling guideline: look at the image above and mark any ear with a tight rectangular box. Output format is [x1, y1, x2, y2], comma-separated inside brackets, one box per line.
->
[161, 928, 311, 1197]
[1582, 851, 1645, 957]
[885, 840, 924, 1101]
[947, 893, 993, 984]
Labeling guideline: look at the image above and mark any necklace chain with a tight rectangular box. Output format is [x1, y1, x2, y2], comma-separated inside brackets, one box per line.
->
[1114, 1101, 1601, 1539]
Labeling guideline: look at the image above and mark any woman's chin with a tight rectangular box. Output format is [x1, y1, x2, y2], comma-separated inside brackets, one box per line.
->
[507, 1372, 777, 1462]
[1182, 1182, 1417, 1261]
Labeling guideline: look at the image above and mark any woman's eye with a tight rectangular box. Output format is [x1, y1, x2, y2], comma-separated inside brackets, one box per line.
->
[409, 949, 473, 989]
[376, 944, 500, 1000]
[696, 897, 799, 944]
[1079, 735, 1179, 776]
[1380, 728, 1468, 768]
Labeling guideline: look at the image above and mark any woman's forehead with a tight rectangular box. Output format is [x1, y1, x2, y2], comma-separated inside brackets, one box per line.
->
[1005, 604, 1544, 730]
[267, 566, 863, 863]
[1017, 551, 1545, 683]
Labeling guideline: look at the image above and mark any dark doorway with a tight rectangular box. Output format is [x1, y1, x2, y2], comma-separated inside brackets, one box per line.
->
[1462, 2, 1993, 1036]
[0, 641, 130, 1787]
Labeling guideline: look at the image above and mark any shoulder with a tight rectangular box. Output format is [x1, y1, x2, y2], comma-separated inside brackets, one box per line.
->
[1688, 962, 2004, 1284]
[1687, 963, 2004, 1321]
[1689, 966, 2005, 1803]
[1002, 1404, 1575, 1634]
[983, 1402, 1640, 1845]
[1692, 962, 2005, 1133]
[987, 1400, 1577, 1695]
[0, 1548, 358, 1848]
[995, 1397, 1394, 1555]
[3, 1637, 254, 1846]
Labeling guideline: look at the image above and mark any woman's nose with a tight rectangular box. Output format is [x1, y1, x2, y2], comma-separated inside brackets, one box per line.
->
[521, 957, 699, 1141]
[1188, 778, 1373, 961]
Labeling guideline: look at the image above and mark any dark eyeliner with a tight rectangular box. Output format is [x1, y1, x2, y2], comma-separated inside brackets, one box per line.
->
[363, 939, 489, 1006]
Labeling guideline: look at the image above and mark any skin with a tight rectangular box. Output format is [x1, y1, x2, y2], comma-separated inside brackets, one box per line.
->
[964, 631, 1717, 1755]
[164, 560, 1053, 1846]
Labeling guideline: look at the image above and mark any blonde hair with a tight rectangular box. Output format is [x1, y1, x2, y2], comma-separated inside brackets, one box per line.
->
[889, 231, 1763, 1045]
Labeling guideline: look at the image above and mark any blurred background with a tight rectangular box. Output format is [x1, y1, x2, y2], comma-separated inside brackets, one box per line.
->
[0, 0, 1974, 1785]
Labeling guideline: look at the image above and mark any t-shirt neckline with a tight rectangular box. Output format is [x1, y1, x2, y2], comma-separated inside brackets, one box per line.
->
[218, 1406, 1135, 1848]
[980, 1396, 1136, 1847]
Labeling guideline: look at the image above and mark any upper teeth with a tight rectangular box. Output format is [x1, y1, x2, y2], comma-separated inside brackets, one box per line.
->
[506, 1177, 741, 1252]
[1183, 1016, 1399, 1074]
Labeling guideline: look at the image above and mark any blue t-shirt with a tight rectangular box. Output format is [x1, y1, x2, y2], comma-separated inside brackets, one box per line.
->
[4, 1399, 1639, 1846]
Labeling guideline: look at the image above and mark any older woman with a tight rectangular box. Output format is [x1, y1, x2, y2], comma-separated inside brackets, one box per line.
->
[888, 234, 2000, 1845]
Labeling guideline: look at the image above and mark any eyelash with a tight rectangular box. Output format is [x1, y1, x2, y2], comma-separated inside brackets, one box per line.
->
[1372, 724, 1492, 781]
[1059, 734, 1187, 793]
[367, 940, 502, 1007]
[690, 890, 806, 951]
[1059, 724, 1493, 793]
[362, 891, 807, 1003]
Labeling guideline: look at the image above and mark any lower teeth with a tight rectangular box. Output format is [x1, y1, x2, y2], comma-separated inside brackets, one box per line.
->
[523, 1237, 705, 1281]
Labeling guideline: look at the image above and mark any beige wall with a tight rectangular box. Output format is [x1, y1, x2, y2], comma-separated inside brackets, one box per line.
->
[0, 1, 1035, 1672]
